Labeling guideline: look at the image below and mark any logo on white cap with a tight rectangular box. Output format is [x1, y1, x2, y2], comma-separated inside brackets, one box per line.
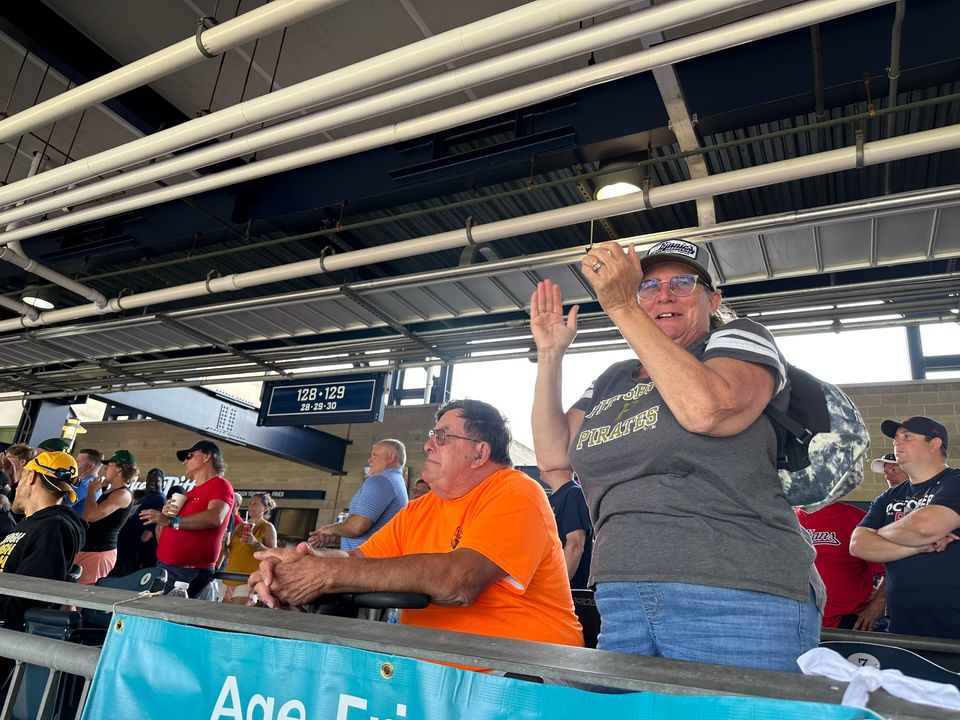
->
[649, 239, 699, 260]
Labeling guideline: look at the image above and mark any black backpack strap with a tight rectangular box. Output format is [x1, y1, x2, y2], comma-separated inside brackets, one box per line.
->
[763, 403, 814, 444]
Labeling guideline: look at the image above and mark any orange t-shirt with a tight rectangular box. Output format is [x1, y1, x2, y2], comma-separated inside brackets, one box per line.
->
[360, 467, 583, 647]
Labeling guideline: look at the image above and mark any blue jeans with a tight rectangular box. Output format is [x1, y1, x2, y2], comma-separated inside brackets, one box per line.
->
[594, 581, 820, 672]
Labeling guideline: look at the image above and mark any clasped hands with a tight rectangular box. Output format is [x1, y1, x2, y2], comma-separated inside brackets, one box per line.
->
[248, 542, 336, 609]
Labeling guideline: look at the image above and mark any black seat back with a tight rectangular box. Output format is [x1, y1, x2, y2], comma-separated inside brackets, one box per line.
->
[95, 566, 168, 593]
[571, 589, 600, 649]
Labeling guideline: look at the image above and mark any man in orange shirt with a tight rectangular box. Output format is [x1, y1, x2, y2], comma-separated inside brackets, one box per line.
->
[250, 399, 583, 648]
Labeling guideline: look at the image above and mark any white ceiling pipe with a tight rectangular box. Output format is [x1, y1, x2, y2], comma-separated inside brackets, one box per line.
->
[0, 153, 108, 309]
[0, 290, 38, 320]
[0, 0, 894, 245]
[0, 247, 108, 308]
[2, 122, 957, 334]
[0, 0, 640, 209]
[0, 0, 351, 144]
[0, 0, 763, 228]
[143, 183, 959, 317]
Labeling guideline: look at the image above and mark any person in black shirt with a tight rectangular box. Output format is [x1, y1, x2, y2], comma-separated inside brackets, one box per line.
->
[852, 416, 960, 638]
[112, 468, 166, 577]
[74, 450, 137, 585]
[0, 451, 86, 631]
[542, 470, 593, 589]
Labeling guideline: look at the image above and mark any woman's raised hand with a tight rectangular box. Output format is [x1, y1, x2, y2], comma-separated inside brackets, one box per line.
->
[530, 279, 578, 356]
[581, 241, 643, 314]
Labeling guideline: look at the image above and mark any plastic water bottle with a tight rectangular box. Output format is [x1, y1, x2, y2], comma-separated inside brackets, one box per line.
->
[167, 581, 189, 599]
[336, 509, 348, 523]
[385, 608, 401, 624]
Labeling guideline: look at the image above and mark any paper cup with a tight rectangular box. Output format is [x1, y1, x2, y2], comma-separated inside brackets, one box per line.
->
[165, 492, 187, 516]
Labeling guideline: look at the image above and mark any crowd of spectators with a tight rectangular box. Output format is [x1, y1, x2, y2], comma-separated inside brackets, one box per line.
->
[0, 274, 955, 682]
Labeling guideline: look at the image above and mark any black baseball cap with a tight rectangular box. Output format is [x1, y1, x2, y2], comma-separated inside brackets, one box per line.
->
[880, 416, 949, 450]
[176, 440, 222, 462]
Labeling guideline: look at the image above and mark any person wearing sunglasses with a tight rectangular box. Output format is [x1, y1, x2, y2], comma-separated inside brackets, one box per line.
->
[249, 399, 583, 653]
[530, 239, 822, 672]
[140, 440, 234, 599]
[0, 451, 86, 632]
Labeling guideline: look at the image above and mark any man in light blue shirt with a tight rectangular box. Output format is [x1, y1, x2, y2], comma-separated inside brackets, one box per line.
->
[308, 439, 408, 550]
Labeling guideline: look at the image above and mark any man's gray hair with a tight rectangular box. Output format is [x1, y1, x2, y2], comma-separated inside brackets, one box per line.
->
[376, 439, 406, 468]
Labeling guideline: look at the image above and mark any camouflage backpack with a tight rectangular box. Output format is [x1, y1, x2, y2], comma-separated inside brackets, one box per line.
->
[763, 365, 870, 512]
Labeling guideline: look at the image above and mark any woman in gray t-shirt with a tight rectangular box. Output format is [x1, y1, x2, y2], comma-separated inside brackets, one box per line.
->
[530, 239, 820, 673]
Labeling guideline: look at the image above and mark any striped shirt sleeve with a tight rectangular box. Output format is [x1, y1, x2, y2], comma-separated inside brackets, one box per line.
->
[702, 319, 788, 395]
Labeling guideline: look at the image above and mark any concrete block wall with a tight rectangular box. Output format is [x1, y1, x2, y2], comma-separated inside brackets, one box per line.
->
[843, 379, 960, 501]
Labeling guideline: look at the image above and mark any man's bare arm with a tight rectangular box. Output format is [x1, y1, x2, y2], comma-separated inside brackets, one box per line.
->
[850, 526, 937, 563]
[877, 505, 960, 546]
[561, 529, 586, 580]
[250, 546, 504, 609]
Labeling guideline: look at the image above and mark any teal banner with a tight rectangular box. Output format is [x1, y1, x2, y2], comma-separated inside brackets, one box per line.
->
[82, 615, 880, 720]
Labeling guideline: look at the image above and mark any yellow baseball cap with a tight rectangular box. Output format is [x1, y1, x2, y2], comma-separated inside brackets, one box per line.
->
[23, 451, 80, 502]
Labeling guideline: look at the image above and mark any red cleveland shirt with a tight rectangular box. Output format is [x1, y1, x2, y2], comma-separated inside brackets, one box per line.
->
[795, 503, 885, 628]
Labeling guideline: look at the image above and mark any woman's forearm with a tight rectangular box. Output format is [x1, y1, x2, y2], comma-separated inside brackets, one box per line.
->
[532, 352, 574, 468]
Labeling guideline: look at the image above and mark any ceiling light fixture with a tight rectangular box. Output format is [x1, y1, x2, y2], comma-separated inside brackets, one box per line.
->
[22, 284, 58, 310]
[595, 157, 646, 201]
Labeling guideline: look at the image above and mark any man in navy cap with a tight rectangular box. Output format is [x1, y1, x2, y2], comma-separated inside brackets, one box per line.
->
[851, 416, 960, 638]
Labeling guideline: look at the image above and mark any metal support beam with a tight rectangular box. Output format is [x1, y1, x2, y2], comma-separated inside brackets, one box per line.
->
[156, 315, 290, 378]
[430, 364, 453, 405]
[924, 354, 960, 373]
[905, 324, 926, 380]
[96, 387, 349, 473]
[341, 287, 454, 363]
[635, 1, 716, 226]
[16, 398, 78, 447]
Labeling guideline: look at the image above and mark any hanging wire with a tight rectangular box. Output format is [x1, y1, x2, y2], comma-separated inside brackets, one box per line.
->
[227, 32, 260, 141]
[251, 25, 288, 161]
[2, 50, 30, 118]
[4, 64, 50, 184]
[199, 0, 242, 116]
[35, 80, 70, 169]
[63, 107, 88, 163]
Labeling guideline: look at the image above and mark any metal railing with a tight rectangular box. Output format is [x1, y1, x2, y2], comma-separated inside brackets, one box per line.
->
[0, 574, 956, 720]
[0, 628, 99, 720]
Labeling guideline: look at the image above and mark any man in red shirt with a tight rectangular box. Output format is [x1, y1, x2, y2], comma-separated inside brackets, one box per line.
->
[796, 502, 885, 629]
[140, 440, 233, 599]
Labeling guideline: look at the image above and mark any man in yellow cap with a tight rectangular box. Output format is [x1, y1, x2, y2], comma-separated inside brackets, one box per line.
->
[0, 451, 87, 631]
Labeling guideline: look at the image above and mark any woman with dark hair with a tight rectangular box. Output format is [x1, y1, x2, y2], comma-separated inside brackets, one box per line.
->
[222, 492, 278, 604]
[531, 239, 822, 672]
[75, 450, 137, 584]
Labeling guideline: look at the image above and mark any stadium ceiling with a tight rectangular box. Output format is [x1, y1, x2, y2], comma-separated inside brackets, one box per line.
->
[0, 0, 957, 397]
